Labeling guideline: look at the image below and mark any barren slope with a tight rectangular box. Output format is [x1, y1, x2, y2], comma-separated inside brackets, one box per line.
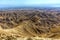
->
[0, 10, 60, 40]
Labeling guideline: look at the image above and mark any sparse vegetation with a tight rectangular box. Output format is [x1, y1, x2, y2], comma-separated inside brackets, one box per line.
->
[0, 9, 60, 40]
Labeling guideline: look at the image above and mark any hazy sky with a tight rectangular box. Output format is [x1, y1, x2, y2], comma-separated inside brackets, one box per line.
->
[0, 0, 60, 7]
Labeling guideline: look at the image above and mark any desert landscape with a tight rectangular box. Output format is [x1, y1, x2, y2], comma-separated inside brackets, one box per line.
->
[0, 9, 60, 40]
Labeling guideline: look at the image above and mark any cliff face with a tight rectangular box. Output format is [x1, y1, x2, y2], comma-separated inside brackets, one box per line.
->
[0, 10, 60, 39]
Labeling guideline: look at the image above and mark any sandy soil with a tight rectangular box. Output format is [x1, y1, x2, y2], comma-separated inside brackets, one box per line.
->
[0, 9, 60, 40]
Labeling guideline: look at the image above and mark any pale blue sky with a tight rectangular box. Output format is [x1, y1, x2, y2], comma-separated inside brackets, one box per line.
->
[0, 0, 60, 7]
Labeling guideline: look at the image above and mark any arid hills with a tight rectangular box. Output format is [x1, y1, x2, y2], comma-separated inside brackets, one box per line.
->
[0, 9, 60, 40]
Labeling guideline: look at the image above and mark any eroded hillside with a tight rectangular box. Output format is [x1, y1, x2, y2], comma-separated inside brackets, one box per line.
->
[0, 10, 60, 40]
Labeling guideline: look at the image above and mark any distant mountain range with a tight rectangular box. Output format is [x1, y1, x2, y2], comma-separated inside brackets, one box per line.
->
[0, 6, 60, 11]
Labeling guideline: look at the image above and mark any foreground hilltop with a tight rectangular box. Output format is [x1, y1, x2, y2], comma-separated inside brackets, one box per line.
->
[0, 9, 60, 40]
